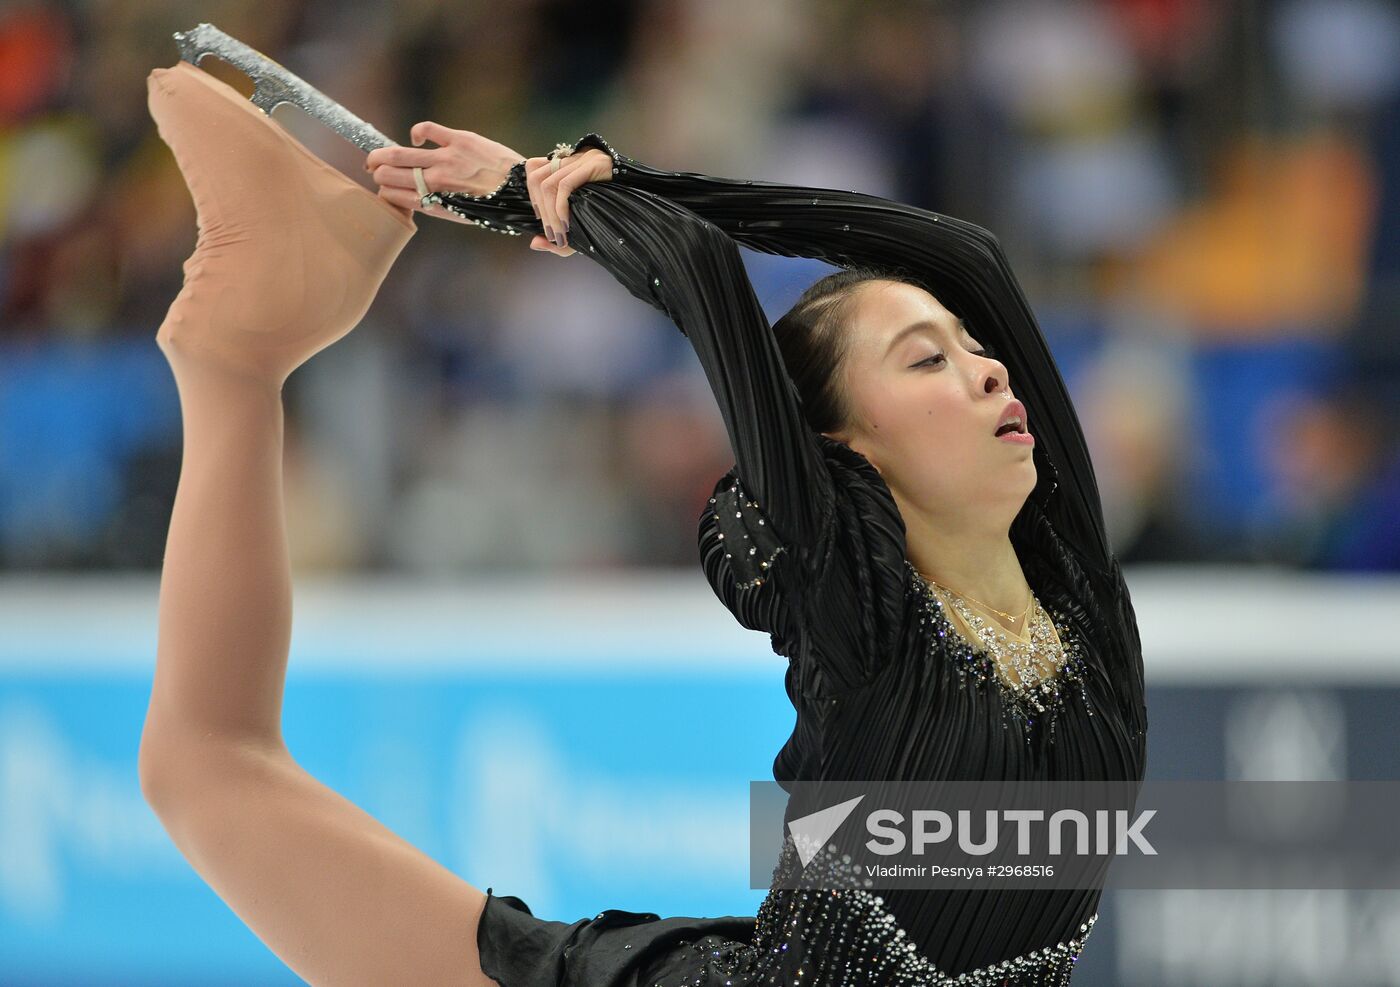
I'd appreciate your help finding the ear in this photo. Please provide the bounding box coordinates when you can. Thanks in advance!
[821,428,883,475]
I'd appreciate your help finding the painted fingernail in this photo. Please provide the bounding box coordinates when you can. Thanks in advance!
[544,224,554,244]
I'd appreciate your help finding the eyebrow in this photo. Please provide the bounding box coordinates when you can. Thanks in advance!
[884,317,970,358]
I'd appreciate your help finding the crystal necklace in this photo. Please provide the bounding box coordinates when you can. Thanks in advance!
[932,579,1032,627]
[916,570,1067,691]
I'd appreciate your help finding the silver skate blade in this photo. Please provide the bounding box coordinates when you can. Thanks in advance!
[172,22,395,153]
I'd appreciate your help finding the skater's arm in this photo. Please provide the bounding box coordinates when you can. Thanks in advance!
[554,181,835,553]
[520,135,1114,577]
[386,137,835,550]
[426,131,1110,574]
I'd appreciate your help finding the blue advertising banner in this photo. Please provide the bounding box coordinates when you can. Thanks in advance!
[3,573,1399,985]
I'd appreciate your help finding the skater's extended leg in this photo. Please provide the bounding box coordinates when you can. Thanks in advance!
[138,61,499,987]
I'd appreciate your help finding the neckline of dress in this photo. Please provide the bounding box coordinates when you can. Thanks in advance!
[905,561,1093,739]
[912,566,1067,687]
[928,581,1036,645]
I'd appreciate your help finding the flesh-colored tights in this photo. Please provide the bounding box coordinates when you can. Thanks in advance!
[141,61,499,986]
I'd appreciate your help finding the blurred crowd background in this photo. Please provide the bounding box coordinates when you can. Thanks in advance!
[1,0,1398,575]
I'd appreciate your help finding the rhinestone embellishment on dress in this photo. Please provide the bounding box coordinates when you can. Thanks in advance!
[708,475,787,589]
[647,838,1098,986]
[906,562,1094,743]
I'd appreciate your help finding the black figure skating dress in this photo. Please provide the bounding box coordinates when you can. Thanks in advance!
[440,135,1149,987]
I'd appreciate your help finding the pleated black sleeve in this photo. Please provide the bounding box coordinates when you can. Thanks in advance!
[441,156,916,692]
[561,134,1116,577]
[434,135,1136,704]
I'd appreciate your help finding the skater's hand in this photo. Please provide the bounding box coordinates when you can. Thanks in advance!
[523,149,614,256]
[364,122,525,221]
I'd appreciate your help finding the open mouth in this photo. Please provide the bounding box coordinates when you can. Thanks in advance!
[994,400,1033,444]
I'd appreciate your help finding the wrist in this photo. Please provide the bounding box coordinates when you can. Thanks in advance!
[476,153,526,196]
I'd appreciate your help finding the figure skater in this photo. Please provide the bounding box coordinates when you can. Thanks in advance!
[141,47,1145,987]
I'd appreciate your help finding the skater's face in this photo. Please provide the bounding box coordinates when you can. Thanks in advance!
[821,281,1037,526]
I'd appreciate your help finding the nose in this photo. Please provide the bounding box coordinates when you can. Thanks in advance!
[979,355,1010,395]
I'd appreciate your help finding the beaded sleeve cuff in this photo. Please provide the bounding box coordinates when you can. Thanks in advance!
[431,158,533,236]
[429,133,628,237]
[554,132,629,177]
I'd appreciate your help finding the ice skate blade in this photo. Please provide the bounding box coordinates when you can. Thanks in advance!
[147,59,414,232]
[172,22,394,154]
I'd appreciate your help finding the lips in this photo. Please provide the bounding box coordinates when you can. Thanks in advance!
[994,399,1028,437]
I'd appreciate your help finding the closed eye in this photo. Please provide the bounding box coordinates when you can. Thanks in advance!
[910,347,996,369]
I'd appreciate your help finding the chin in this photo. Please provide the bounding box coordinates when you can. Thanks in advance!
[1002,462,1038,506]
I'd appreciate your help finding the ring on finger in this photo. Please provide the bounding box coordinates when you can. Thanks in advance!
[413,166,436,209]
[549,141,574,174]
